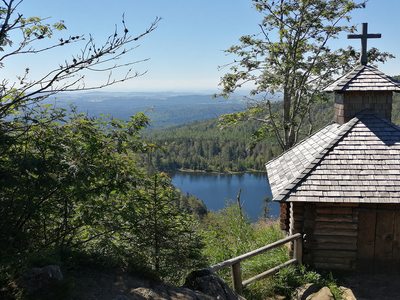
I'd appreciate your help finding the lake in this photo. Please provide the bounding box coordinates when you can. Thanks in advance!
[169,172,279,220]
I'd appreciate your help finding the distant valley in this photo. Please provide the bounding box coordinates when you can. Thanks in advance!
[45,91,247,128]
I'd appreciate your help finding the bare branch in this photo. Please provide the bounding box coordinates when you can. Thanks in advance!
[0,9,161,118]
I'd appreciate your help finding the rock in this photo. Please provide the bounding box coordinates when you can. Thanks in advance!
[339,287,357,300]
[15,265,63,294]
[292,283,322,300]
[308,286,334,300]
[183,269,246,300]
[129,270,246,300]
[131,284,214,300]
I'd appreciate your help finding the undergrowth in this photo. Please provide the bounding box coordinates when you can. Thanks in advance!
[202,202,343,300]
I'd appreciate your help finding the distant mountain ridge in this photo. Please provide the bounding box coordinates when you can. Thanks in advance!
[44,92,247,128]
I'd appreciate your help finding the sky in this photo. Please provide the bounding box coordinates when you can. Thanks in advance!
[3,0,400,93]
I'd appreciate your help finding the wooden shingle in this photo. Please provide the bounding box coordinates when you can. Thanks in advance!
[266,110,400,203]
[324,65,400,92]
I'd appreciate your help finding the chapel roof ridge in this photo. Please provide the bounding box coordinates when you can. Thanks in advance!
[324,64,400,92]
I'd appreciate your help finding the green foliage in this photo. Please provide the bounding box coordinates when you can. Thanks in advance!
[0,104,153,255]
[271,265,339,299]
[243,278,276,300]
[240,264,343,300]
[0,105,206,288]
[240,220,289,282]
[201,202,256,264]
[175,191,208,221]
[201,203,288,285]
[131,173,207,284]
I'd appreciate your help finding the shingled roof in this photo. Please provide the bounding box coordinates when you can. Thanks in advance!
[266,110,400,203]
[324,65,400,92]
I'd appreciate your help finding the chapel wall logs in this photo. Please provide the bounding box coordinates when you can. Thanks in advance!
[282,201,400,273]
[291,202,359,272]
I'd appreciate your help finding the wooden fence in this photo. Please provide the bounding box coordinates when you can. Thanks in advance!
[205,233,303,294]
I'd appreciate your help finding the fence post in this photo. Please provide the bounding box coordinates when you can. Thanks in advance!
[293,235,303,265]
[231,262,242,295]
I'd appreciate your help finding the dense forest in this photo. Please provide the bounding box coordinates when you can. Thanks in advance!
[144,119,282,172]
[142,99,336,172]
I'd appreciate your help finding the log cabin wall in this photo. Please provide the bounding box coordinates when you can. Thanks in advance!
[285,202,400,273]
[288,202,359,272]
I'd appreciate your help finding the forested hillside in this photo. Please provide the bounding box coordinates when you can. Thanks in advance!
[145,119,282,172]
[143,100,336,172]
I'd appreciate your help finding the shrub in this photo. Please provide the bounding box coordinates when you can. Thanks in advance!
[271,265,340,299]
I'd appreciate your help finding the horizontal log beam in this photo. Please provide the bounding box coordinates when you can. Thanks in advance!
[312,256,354,265]
[293,222,303,229]
[293,213,303,221]
[310,250,357,259]
[292,206,304,213]
[304,242,357,251]
[314,262,355,271]
[316,207,353,214]
[315,214,358,223]
[313,235,357,244]
[305,221,357,230]
[313,228,357,237]
[280,222,288,231]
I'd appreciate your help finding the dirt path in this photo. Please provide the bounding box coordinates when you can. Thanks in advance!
[337,273,400,300]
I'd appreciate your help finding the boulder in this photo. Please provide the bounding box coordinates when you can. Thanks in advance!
[291,283,335,300]
[129,270,246,300]
[339,287,357,300]
[308,286,334,300]
[292,283,323,300]
[15,265,63,294]
[183,269,246,300]
[132,285,212,300]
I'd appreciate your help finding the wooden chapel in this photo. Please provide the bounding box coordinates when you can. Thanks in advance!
[265,23,400,273]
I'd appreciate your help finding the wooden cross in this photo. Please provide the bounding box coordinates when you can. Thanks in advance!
[348,23,381,65]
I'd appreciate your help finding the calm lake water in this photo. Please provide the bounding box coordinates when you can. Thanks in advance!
[169,172,279,220]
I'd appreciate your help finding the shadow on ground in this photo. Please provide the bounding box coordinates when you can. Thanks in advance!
[337,273,400,300]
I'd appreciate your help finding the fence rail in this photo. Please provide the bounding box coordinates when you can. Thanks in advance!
[205,233,303,294]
